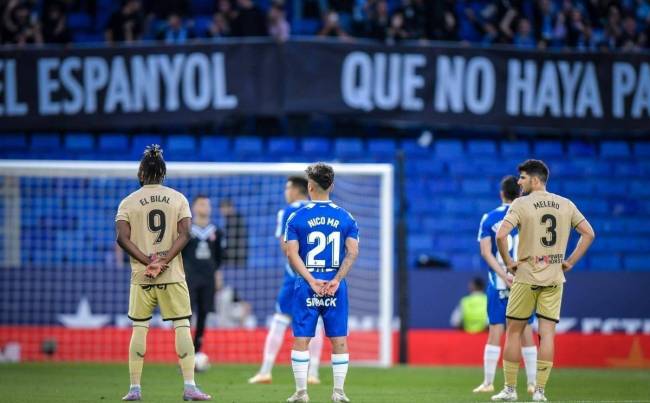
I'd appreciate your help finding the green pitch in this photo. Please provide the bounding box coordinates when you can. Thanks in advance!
[1,363,649,402]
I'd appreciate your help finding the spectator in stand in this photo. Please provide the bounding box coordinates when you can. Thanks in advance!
[2,0,43,45]
[399,0,426,40]
[603,4,623,49]
[385,11,410,44]
[41,1,70,44]
[231,0,267,37]
[619,14,642,51]
[534,0,556,48]
[327,0,355,33]
[105,0,143,43]
[429,0,457,41]
[318,10,351,39]
[208,0,235,38]
[158,12,192,43]
[268,2,290,42]
[366,0,389,41]
[513,18,536,48]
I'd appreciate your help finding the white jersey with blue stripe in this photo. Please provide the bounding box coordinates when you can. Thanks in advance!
[276,200,310,277]
[477,204,518,290]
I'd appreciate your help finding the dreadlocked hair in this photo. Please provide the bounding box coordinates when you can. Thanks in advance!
[139,144,166,185]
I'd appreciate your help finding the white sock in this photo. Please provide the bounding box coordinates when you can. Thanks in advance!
[521,346,538,385]
[260,314,290,375]
[184,380,196,387]
[332,353,349,391]
[483,344,501,385]
[129,384,141,389]
[291,350,310,391]
[308,319,324,379]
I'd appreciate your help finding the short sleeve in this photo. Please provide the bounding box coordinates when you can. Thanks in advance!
[274,209,285,238]
[178,194,192,221]
[347,214,359,241]
[284,212,299,242]
[477,213,490,241]
[570,200,586,228]
[503,200,522,228]
[115,198,130,222]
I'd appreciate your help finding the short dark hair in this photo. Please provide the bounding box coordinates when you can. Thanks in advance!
[500,175,520,201]
[192,194,210,205]
[305,163,334,191]
[288,175,308,195]
[138,144,166,185]
[518,159,549,184]
[471,277,485,291]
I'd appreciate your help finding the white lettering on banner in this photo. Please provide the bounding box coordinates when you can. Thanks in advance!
[612,62,650,118]
[507,59,602,118]
[34,52,237,115]
[341,51,425,111]
[435,56,495,114]
[38,58,61,115]
[0,60,28,116]
[580,317,650,334]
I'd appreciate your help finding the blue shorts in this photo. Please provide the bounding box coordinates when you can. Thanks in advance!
[487,286,534,325]
[292,277,348,338]
[276,273,296,315]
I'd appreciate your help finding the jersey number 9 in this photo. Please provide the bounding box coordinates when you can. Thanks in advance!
[148,209,166,244]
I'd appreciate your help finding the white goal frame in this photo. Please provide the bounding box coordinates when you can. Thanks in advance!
[0,160,394,367]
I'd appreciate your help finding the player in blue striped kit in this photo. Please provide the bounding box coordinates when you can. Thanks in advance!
[249,176,323,385]
[284,163,359,403]
[474,176,537,395]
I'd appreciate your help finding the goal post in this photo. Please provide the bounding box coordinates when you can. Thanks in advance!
[0,160,394,367]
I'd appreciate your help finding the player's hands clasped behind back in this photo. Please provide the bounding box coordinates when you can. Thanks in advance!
[145,254,169,279]
[308,278,340,297]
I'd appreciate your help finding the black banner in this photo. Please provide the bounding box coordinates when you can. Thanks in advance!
[1,39,649,131]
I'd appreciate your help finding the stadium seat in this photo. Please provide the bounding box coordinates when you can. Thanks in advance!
[99,133,128,151]
[234,136,263,155]
[467,140,497,156]
[428,178,459,193]
[334,138,364,159]
[131,135,163,157]
[630,181,650,197]
[64,133,94,151]
[450,253,480,271]
[30,133,61,150]
[268,137,297,155]
[633,142,650,157]
[501,141,530,157]
[461,179,491,195]
[199,136,230,160]
[167,135,197,153]
[292,19,321,35]
[368,139,396,158]
[401,139,431,158]
[0,133,27,149]
[301,138,332,155]
[568,141,596,156]
[623,255,650,271]
[596,180,627,196]
[561,180,594,196]
[600,141,630,158]
[434,139,464,159]
[192,15,213,37]
[66,12,93,31]
[408,234,433,251]
[533,140,564,158]
[588,254,622,271]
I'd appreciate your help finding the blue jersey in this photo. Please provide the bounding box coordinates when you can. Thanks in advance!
[477,204,519,290]
[276,200,310,278]
[284,200,359,281]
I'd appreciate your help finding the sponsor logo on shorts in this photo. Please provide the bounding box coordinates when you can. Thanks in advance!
[306,294,337,307]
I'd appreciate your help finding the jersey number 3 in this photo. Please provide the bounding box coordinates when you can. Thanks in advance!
[148,209,166,244]
[540,214,557,247]
[306,231,341,268]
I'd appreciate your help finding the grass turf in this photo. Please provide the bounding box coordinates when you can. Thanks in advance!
[1,363,649,402]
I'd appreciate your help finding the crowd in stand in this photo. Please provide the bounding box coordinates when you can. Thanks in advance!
[2,0,650,51]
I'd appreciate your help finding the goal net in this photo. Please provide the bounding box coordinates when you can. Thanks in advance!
[0,161,393,367]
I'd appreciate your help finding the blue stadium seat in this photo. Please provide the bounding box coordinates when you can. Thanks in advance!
[334,138,364,158]
[292,19,321,35]
[0,133,27,149]
[167,135,196,154]
[301,138,331,155]
[450,253,480,271]
[234,136,263,155]
[533,141,563,157]
[623,255,650,271]
[409,234,433,251]
[64,133,94,151]
[600,141,630,158]
[461,179,491,195]
[501,141,530,157]
[588,254,622,271]
[368,139,396,157]
[568,141,596,156]
[434,140,464,159]
[467,140,496,156]
[630,181,650,197]
[192,15,213,37]
[596,180,627,196]
[579,199,609,215]
[591,218,625,234]
[633,142,650,157]
[199,136,230,160]
[99,133,128,151]
[268,137,297,155]
[31,133,61,150]
[560,180,594,196]
[67,12,92,31]
[401,139,431,158]
[132,135,163,157]
[624,218,650,234]
[429,178,459,193]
